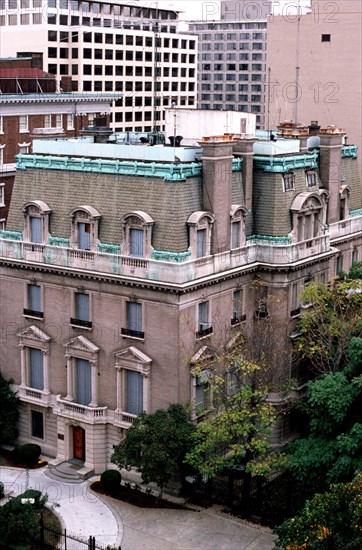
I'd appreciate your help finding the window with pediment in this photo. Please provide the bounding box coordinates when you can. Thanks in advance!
[120,211,154,258]
[17,326,51,397]
[22,201,51,244]
[230,205,247,250]
[187,211,215,259]
[190,346,215,420]
[68,205,100,251]
[290,192,323,245]
[64,335,99,407]
[114,346,151,426]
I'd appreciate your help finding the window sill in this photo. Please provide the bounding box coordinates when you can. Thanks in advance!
[19,129,30,134]
[121,328,145,340]
[231,314,246,326]
[196,327,213,339]
[23,309,44,320]
[290,307,301,318]
[70,318,93,329]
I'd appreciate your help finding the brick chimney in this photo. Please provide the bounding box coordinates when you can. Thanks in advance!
[319,126,346,224]
[200,137,234,254]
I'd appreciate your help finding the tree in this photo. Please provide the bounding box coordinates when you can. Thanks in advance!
[0,371,19,444]
[111,404,195,494]
[184,341,286,503]
[294,278,362,374]
[288,338,362,486]
[273,472,362,550]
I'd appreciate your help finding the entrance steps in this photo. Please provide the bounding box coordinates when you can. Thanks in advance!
[45,459,94,483]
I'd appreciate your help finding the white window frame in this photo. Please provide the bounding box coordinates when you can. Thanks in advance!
[19,115,29,133]
[339,185,351,221]
[67,113,75,130]
[189,346,215,420]
[68,205,100,251]
[22,200,52,244]
[282,171,295,192]
[18,326,51,398]
[120,211,154,258]
[187,211,215,259]
[0,116,3,134]
[55,114,63,129]
[230,205,247,250]
[231,287,245,325]
[290,192,324,244]
[44,114,52,128]
[114,346,151,426]
[64,335,99,407]
[18,142,31,155]
[196,300,213,339]
[306,170,317,187]
[0,183,4,206]
[0,218,5,230]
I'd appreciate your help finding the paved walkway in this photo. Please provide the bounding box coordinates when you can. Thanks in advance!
[0,465,276,550]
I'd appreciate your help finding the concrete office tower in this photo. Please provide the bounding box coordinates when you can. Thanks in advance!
[266,0,362,178]
[188,19,267,129]
[221,0,272,20]
[0,115,361,472]
[0,0,198,133]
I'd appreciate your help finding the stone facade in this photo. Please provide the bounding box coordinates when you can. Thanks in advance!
[0,124,361,474]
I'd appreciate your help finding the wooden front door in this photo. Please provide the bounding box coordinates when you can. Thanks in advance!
[73,426,85,461]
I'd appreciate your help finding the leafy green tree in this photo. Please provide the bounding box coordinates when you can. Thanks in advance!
[184,349,285,503]
[346,260,362,281]
[0,371,19,444]
[295,278,362,374]
[111,404,195,494]
[288,338,362,486]
[273,472,362,550]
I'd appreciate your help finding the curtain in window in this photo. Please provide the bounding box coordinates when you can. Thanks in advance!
[28,285,41,312]
[198,301,208,329]
[128,302,142,332]
[130,228,144,257]
[76,293,89,321]
[29,348,44,390]
[75,358,91,405]
[78,223,91,250]
[197,228,206,258]
[125,370,143,415]
[30,217,42,243]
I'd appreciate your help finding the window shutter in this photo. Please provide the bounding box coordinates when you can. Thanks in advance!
[125,370,143,415]
[78,223,91,250]
[130,228,144,257]
[76,293,89,321]
[75,359,91,405]
[30,217,42,243]
[29,285,41,312]
[29,348,44,390]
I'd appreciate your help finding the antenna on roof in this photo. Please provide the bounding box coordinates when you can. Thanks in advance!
[294,0,301,125]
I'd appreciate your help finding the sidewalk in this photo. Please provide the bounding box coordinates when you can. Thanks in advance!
[0,465,276,549]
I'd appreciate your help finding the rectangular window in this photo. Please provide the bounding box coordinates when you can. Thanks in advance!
[71,292,92,328]
[67,114,74,130]
[31,410,44,439]
[30,217,42,243]
[283,172,295,192]
[78,222,90,250]
[290,283,300,317]
[44,114,51,128]
[306,170,317,187]
[322,34,331,42]
[130,228,144,257]
[197,228,206,258]
[19,115,29,132]
[231,289,244,325]
[29,348,44,390]
[124,370,143,415]
[194,371,210,412]
[0,184,4,206]
[75,358,91,405]
[122,302,144,339]
[55,114,63,128]
[24,284,43,318]
[197,301,212,338]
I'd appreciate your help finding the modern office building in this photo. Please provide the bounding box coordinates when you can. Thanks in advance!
[0,0,198,133]
[188,18,267,129]
[0,114,361,474]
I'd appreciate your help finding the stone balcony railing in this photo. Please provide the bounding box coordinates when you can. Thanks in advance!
[328,215,362,240]
[0,233,337,284]
[55,397,108,424]
[17,386,53,406]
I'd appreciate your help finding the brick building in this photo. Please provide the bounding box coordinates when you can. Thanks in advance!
[0,116,361,475]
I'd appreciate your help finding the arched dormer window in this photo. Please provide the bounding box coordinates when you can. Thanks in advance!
[230,205,247,249]
[290,192,324,244]
[68,206,100,251]
[339,184,351,221]
[120,211,154,258]
[22,200,51,244]
[187,211,215,259]
[318,189,330,226]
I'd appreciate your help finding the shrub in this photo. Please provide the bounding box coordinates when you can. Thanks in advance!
[13,444,41,466]
[100,469,122,493]
[0,482,4,499]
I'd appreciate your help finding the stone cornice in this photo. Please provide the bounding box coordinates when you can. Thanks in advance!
[342,145,358,159]
[253,151,319,172]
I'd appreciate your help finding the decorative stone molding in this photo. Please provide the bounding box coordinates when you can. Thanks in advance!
[254,151,318,172]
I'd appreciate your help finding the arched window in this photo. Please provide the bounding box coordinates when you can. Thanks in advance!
[230,205,247,249]
[22,201,51,244]
[339,184,351,221]
[120,211,154,258]
[290,192,323,244]
[68,206,100,251]
[187,211,215,258]
[318,189,330,226]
